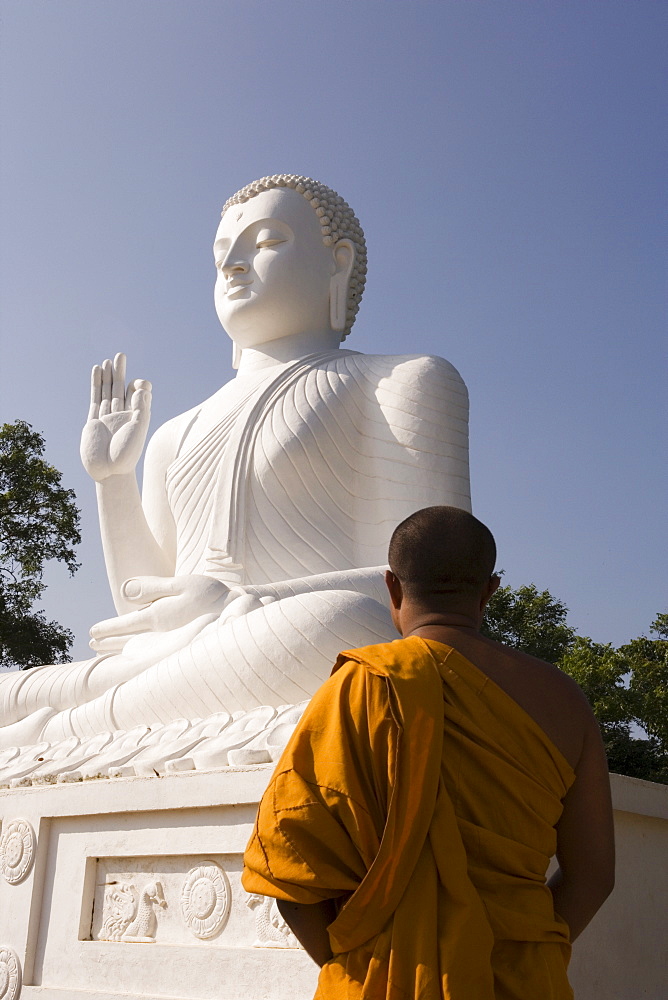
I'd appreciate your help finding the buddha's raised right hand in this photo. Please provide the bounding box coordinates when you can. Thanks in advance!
[80,353,152,481]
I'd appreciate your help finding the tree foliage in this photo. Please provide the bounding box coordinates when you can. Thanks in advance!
[0,420,81,669]
[624,616,668,747]
[483,583,668,784]
[481,582,577,663]
[558,638,630,730]
[559,635,668,784]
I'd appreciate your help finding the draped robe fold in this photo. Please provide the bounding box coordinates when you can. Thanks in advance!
[167,350,360,582]
[242,637,575,999]
[0,350,472,741]
[165,349,471,586]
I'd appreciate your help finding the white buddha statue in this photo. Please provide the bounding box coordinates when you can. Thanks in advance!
[0,174,470,748]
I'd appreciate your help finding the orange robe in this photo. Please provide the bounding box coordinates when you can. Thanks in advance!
[242,637,575,999]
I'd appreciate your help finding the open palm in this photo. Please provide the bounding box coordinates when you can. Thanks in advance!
[81,353,152,481]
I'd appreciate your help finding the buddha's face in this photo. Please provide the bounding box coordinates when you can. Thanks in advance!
[214,188,337,349]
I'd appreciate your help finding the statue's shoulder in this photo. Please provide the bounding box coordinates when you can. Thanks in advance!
[145,402,204,466]
[151,403,203,440]
[343,352,467,391]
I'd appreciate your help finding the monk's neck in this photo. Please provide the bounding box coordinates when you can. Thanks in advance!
[235,330,343,373]
[401,609,482,640]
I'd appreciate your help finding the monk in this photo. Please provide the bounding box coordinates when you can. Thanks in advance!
[242,506,615,999]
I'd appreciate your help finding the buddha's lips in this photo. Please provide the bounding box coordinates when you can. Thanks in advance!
[226,282,252,298]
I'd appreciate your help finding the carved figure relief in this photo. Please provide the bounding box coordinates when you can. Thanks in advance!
[99,882,136,941]
[99,880,166,942]
[181,863,230,939]
[0,819,35,885]
[0,946,22,1000]
[246,893,300,949]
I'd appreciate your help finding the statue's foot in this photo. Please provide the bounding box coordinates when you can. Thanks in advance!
[0,707,56,751]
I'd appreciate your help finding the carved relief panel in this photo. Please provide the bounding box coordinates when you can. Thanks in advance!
[88,856,234,946]
[181,863,230,940]
[0,819,36,885]
[0,947,22,1000]
[246,894,300,949]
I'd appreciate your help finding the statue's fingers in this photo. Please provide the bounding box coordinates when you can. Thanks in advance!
[130,383,152,424]
[111,353,126,412]
[90,609,151,640]
[88,365,102,420]
[99,358,113,417]
[220,593,263,624]
[121,576,177,605]
[89,634,133,652]
[129,380,152,408]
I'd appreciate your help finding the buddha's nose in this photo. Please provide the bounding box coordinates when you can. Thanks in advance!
[222,256,249,277]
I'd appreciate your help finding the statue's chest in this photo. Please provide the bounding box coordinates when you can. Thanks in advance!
[252,371,363,475]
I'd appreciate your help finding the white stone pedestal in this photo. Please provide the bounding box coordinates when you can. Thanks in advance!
[0,764,318,1000]
[1,768,666,999]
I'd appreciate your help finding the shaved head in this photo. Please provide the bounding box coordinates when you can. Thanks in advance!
[388,506,497,603]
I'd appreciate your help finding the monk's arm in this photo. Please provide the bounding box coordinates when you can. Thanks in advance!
[277,898,337,967]
[549,712,615,940]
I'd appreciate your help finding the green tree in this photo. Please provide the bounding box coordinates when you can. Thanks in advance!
[483,582,668,784]
[481,582,577,662]
[0,420,81,669]
[557,618,668,783]
[624,617,668,748]
[558,637,631,730]
[649,612,668,640]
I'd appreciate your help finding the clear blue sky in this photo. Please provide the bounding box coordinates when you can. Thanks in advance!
[1,0,665,660]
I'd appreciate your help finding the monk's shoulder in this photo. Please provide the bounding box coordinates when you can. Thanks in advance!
[494,638,591,710]
[476,636,597,765]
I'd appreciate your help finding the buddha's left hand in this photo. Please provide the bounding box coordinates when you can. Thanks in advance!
[89,574,243,651]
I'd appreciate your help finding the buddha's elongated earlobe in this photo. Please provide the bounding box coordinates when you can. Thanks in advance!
[329,239,355,333]
[232,341,242,369]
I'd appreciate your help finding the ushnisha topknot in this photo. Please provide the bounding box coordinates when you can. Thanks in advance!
[221,174,367,339]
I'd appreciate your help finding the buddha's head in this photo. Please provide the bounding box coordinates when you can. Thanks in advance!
[213,175,367,358]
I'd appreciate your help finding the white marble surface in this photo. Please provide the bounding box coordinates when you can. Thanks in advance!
[0,176,471,748]
[0,763,320,1000]
[0,704,308,788]
[0,770,665,999]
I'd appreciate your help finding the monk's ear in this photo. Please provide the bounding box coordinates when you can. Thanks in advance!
[385,570,403,609]
[479,573,501,612]
[329,239,354,332]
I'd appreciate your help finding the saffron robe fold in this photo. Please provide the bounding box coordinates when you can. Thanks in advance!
[242,637,575,999]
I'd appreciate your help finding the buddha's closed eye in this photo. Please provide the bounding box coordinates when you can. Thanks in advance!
[256,238,286,249]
